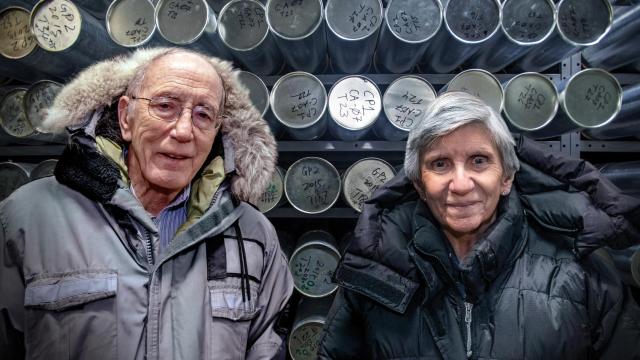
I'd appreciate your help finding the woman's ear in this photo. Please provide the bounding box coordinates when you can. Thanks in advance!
[501,174,514,196]
[118,96,133,142]
[413,180,427,201]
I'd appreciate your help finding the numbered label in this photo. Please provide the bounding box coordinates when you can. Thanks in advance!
[32,0,82,51]
[0,8,37,58]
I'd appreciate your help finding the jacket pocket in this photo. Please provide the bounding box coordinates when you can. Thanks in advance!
[24,270,118,360]
[207,278,261,359]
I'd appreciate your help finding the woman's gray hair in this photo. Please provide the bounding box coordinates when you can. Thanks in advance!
[404,91,519,184]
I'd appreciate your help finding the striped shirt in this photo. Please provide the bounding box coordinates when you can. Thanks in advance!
[152,185,190,251]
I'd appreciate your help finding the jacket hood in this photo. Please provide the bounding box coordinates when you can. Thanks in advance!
[41,47,277,204]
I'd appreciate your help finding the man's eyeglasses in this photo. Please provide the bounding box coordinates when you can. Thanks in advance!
[131,96,220,130]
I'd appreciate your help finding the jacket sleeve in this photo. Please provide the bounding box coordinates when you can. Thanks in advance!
[317,288,367,360]
[245,221,293,360]
[0,203,26,359]
[515,134,640,254]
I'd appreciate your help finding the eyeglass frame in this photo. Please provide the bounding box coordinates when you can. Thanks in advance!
[129,95,222,131]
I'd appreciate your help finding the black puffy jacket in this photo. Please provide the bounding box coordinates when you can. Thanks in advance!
[318,136,640,359]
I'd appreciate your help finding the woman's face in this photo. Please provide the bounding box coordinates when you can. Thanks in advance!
[416,123,513,240]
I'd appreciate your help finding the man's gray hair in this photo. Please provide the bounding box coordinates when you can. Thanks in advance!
[125,48,226,111]
[404,91,520,184]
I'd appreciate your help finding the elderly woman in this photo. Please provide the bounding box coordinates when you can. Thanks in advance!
[318,92,640,359]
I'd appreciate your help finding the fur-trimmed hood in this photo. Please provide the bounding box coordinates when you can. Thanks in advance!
[42,47,277,203]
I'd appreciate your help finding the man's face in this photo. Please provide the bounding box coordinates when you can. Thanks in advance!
[118,53,224,193]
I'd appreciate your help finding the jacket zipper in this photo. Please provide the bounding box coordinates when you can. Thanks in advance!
[464,301,473,358]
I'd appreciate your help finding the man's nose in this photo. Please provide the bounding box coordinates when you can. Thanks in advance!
[173,108,194,141]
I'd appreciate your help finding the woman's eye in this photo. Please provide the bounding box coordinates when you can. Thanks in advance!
[472,156,488,165]
[431,159,448,170]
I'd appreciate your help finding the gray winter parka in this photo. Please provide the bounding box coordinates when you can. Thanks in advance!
[0,48,293,360]
[318,135,640,359]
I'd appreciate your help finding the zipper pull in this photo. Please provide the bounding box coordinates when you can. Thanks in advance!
[464,302,473,358]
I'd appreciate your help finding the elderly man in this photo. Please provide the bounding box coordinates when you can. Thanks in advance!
[0,48,293,359]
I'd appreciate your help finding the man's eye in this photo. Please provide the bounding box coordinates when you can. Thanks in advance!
[153,100,178,112]
[193,107,214,121]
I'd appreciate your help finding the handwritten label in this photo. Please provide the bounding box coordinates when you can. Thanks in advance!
[300,165,329,209]
[236,4,265,29]
[32,0,81,51]
[391,10,421,35]
[274,0,304,18]
[1,92,34,137]
[123,17,151,45]
[293,254,330,292]
[166,0,195,20]
[289,89,319,122]
[510,10,547,41]
[26,83,61,126]
[290,323,323,360]
[559,6,590,39]
[336,89,377,125]
[517,83,546,111]
[584,83,612,111]
[347,165,390,211]
[0,8,36,57]
[392,90,426,129]
[348,3,379,34]
[458,8,490,41]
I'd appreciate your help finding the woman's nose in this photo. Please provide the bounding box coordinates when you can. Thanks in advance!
[449,166,474,194]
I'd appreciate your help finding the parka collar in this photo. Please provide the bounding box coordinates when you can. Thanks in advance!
[411,190,527,303]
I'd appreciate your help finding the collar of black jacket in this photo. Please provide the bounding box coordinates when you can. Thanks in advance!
[411,190,527,304]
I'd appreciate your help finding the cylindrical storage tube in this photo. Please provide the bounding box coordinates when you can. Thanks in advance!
[583,83,640,140]
[218,0,284,75]
[325,0,383,74]
[467,0,556,73]
[598,161,640,197]
[420,0,501,74]
[266,0,326,73]
[284,157,341,214]
[288,295,335,360]
[29,0,129,79]
[514,0,612,72]
[106,0,168,48]
[342,157,396,212]
[441,69,503,113]
[0,6,62,82]
[256,165,286,213]
[530,69,622,139]
[374,0,442,74]
[0,162,31,201]
[0,87,35,138]
[502,72,559,133]
[374,75,436,141]
[582,5,640,71]
[270,71,327,140]
[71,0,111,19]
[327,75,381,141]
[237,71,270,117]
[288,230,341,297]
[155,0,232,59]
[24,80,67,143]
[29,159,58,181]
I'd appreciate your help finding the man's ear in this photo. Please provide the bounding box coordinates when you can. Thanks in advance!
[118,96,132,142]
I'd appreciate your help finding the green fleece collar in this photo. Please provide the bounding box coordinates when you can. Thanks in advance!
[95,135,226,232]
